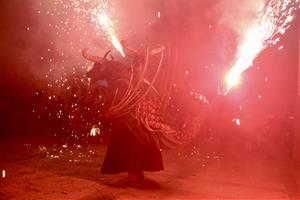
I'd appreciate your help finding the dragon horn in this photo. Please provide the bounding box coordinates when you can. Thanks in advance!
[103,50,111,60]
[81,48,104,63]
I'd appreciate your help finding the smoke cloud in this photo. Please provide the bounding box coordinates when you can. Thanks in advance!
[215,0,265,36]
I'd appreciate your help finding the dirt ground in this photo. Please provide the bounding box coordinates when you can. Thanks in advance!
[0,141,299,200]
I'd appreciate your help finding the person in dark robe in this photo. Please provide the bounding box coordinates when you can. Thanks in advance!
[85,52,164,185]
[101,123,164,183]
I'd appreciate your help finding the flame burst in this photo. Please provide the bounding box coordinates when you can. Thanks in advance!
[225,0,299,93]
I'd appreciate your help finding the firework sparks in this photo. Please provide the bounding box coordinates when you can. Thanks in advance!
[94,10,125,57]
[224,0,298,94]
[30,0,125,142]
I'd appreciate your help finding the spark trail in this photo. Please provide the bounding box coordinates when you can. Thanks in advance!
[94,11,125,57]
[225,0,299,94]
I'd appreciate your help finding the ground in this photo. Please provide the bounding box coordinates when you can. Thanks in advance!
[0,140,299,200]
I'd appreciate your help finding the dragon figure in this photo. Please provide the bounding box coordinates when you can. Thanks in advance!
[82,43,207,150]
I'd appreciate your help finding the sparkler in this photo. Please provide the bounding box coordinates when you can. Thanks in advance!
[224,0,299,94]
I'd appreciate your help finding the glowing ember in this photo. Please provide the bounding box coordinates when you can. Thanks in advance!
[2,170,5,178]
[90,126,100,136]
[232,118,241,126]
[94,11,125,57]
[225,0,298,93]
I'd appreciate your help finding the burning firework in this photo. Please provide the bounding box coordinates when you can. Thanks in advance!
[30,0,126,142]
[224,0,299,94]
[93,11,125,57]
